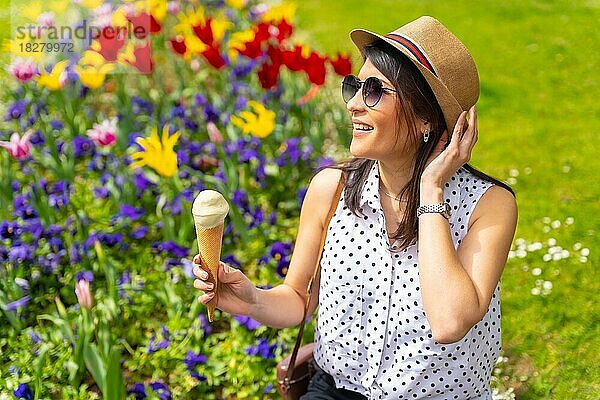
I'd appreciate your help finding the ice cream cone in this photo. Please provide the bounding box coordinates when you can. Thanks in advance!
[192,190,229,322]
[194,221,224,322]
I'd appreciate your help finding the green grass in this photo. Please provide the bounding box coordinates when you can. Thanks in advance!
[297,1,599,398]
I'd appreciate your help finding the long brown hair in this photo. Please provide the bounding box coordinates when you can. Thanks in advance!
[319,39,514,250]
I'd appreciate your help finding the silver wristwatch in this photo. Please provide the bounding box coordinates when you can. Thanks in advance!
[417,202,452,219]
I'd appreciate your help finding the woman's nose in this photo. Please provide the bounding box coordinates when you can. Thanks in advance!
[346,87,365,114]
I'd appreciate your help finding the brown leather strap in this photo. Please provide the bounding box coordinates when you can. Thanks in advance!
[283,171,346,391]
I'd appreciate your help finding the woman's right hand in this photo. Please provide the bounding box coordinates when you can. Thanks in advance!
[192,255,258,317]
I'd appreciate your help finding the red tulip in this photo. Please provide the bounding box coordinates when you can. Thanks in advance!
[237,23,270,59]
[169,36,187,55]
[304,51,326,86]
[193,18,215,46]
[127,12,161,39]
[275,19,293,42]
[202,46,226,69]
[258,60,281,89]
[281,45,305,72]
[130,42,153,74]
[329,53,352,76]
[96,26,126,62]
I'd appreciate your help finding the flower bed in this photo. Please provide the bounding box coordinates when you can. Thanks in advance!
[0,1,352,398]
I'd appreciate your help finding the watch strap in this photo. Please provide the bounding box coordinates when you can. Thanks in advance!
[417,202,451,219]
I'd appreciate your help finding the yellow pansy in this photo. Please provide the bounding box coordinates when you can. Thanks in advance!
[130,125,181,178]
[37,59,68,90]
[261,2,296,23]
[74,51,114,89]
[231,101,276,139]
[225,0,247,9]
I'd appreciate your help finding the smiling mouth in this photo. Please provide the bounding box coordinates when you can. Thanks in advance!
[353,123,374,132]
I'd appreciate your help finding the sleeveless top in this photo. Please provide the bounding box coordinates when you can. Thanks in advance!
[314,161,500,400]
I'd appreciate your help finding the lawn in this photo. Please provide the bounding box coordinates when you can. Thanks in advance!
[296,0,599,398]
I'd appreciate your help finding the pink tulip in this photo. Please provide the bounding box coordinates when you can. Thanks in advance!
[75,280,93,309]
[0,130,33,159]
[7,58,38,83]
[86,117,117,147]
[206,122,224,144]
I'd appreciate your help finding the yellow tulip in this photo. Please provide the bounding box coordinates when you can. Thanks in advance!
[261,2,296,23]
[74,50,115,89]
[74,64,114,89]
[37,59,69,90]
[130,125,181,178]
[231,101,276,139]
[210,17,233,44]
[173,7,206,35]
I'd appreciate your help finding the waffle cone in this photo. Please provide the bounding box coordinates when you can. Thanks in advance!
[194,222,224,322]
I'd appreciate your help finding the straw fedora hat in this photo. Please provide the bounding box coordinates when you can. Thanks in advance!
[350,16,479,133]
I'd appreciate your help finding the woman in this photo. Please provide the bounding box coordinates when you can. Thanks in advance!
[193,16,517,400]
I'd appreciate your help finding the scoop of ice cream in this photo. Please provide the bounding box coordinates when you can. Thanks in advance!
[192,190,229,228]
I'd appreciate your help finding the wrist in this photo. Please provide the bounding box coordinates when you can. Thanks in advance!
[419,184,443,204]
[247,287,264,320]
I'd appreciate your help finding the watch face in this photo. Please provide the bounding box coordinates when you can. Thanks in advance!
[442,202,452,218]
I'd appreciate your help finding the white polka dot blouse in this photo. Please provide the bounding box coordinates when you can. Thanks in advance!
[313,161,500,400]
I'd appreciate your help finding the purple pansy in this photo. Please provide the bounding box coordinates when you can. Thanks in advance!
[130,226,149,239]
[246,338,277,359]
[75,270,94,282]
[73,136,96,158]
[13,383,33,400]
[5,295,31,311]
[234,315,262,330]
[149,382,171,400]
[5,99,28,120]
[118,204,145,221]
[127,383,147,399]
[198,314,212,336]
[152,240,189,258]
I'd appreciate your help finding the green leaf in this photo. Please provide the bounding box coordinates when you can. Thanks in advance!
[84,343,106,395]
[104,347,125,400]
[38,314,75,344]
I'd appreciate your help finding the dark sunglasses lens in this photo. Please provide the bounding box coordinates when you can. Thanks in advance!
[342,75,359,103]
[363,77,383,107]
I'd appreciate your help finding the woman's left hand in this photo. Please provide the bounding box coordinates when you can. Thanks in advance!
[421,106,478,189]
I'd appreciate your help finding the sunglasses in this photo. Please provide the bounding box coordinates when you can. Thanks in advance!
[341,74,397,107]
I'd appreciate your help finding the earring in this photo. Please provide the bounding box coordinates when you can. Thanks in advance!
[423,130,430,143]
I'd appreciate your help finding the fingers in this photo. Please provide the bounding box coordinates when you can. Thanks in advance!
[193,278,214,292]
[193,264,208,280]
[197,291,215,305]
[450,111,468,148]
[461,106,478,152]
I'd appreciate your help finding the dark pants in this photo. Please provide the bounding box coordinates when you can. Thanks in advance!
[299,370,367,400]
